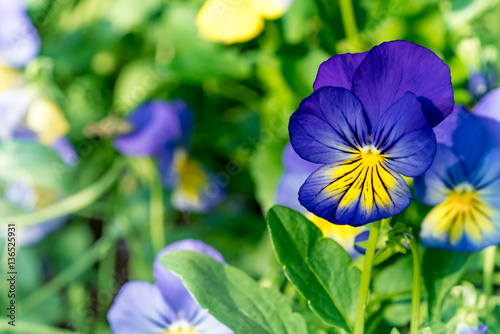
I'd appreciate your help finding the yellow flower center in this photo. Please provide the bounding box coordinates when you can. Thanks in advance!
[423,183,495,244]
[165,320,197,334]
[359,146,383,167]
[166,330,196,334]
[326,145,395,213]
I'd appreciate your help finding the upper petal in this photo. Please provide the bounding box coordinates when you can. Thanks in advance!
[113,100,184,156]
[107,281,175,334]
[434,107,493,172]
[153,239,226,322]
[313,52,367,91]
[470,148,500,208]
[351,40,454,128]
[0,14,40,68]
[414,145,466,206]
[371,92,436,177]
[289,86,369,164]
[473,87,500,122]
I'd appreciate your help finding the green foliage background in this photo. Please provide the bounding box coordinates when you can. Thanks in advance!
[1,0,500,333]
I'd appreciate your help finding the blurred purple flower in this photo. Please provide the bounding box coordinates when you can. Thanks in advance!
[455,323,487,334]
[0,0,41,67]
[114,100,224,213]
[108,239,233,334]
[415,102,500,251]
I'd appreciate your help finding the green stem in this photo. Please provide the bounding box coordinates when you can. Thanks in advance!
[483,246,496,310]
[147,158,165,253]
[354,220,381,334]
[409,237,421,334]
[0,158,125,227]
[339,0,360,50]
[20,233,118,314]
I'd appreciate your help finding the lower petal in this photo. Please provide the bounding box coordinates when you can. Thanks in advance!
[299,157,412,227]
[172,153,224,213]
[420,192,500,252]
[107,281,175,333]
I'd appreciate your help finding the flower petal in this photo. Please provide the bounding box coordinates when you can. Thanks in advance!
[419,191,500,252]
[299,158,412,226]
[113,101,183,156]
[107,281,174,334]
[289,86,369,164]
[351,40,454,127]
[419,148,500,252]
[196,0,264,44]
[0,88,35,140]
[470,148,500,208]
[153,240,226,322]
[171,153,224,213]
[434,107,494,172]
[371,92,436,177]
[313,52,367,91]
[414,145,466,207]
[0,13,40,68]
[473,87,500,122]
[276,144,320,214]
[51,137,78,167]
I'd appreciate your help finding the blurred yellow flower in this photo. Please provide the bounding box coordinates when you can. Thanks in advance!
[196,0,293,44]
[25,98,70,145]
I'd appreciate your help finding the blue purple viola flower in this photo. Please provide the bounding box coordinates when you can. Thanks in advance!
[113,100,224,213]
[289,40,454,227]
[0,0,40,68]
[415,88,500,251]
[276,144,365,257]
[108,239,233,334]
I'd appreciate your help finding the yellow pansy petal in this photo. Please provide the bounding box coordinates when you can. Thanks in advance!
[308,213,364,254]
[254,0,292,19]
[26,98,70,145]
[196,0,264,44]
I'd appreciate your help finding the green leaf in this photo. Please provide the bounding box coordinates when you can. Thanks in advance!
[249,141,285,213]
[0,141,68,191]
[267,205,361,332]
[374,255,413,296]
[112,58,163,115]
[423,248,471,320]
[161,250,307,334]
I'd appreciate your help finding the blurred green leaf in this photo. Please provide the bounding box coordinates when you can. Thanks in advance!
[112,58,162,114]
[267,205,360,332]
[0,141,68,191]
[161,250,307,334]
[423,248,471,321]
[154,4,252,83]
[250,141,285,213]
[374,255,413,296]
